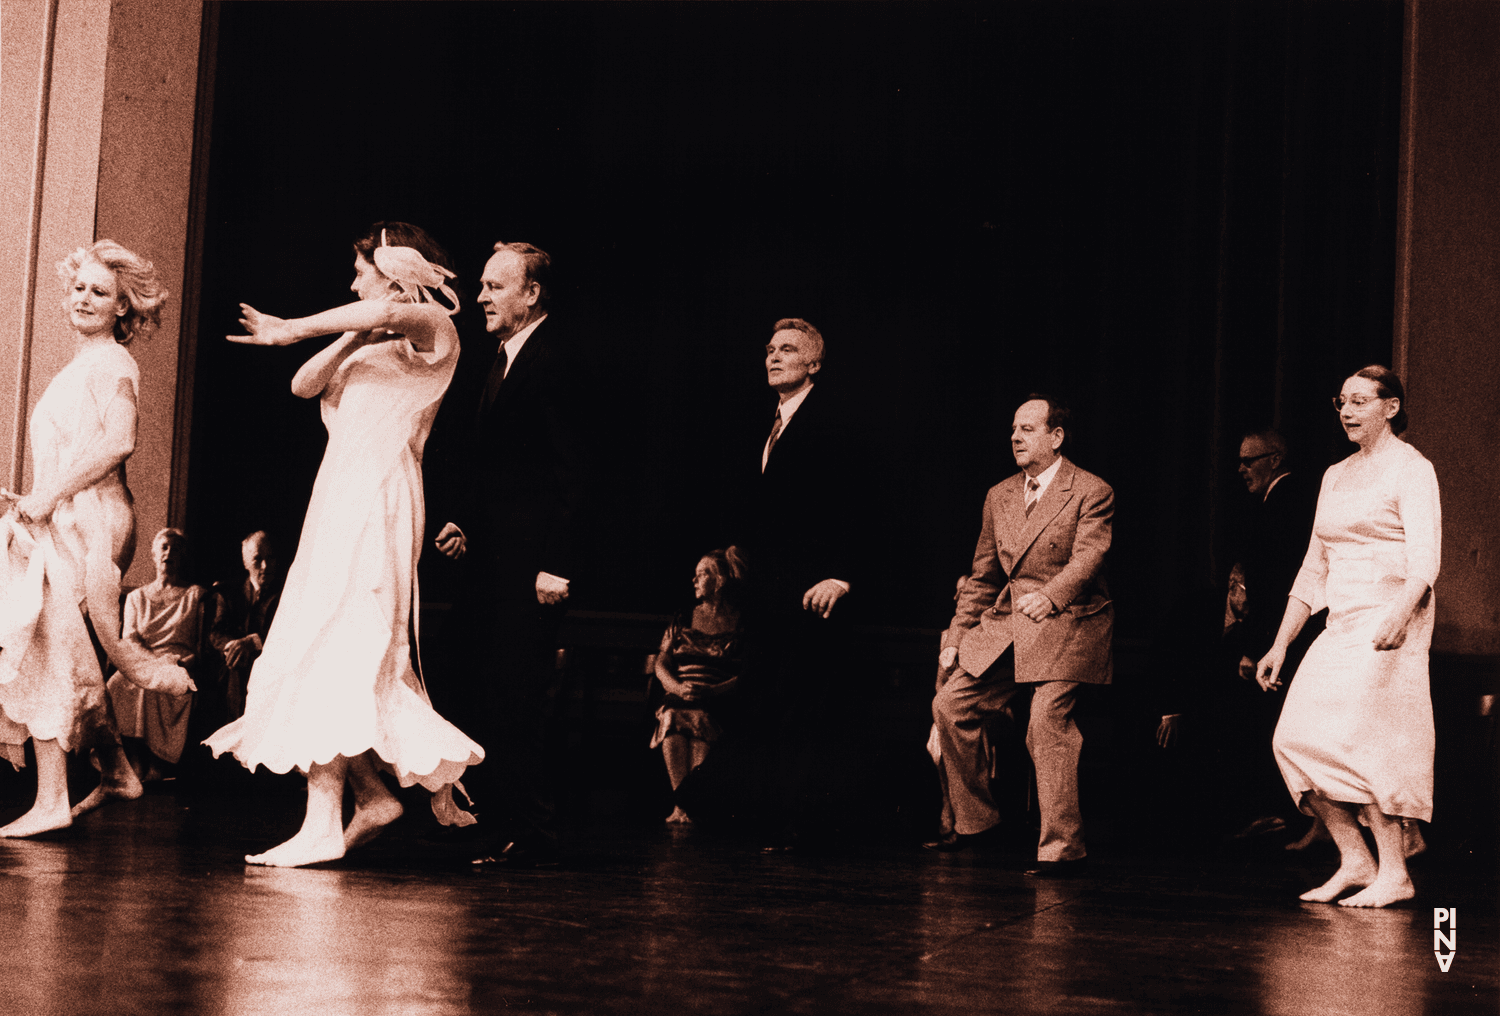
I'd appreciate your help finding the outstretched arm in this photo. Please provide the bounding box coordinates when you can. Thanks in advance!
[230,300,449,398]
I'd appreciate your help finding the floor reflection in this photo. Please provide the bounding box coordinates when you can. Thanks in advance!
[203,867,475,1016]
[1257,903,1431,1016]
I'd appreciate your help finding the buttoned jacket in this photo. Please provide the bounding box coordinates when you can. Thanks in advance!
[942,456,1114,684]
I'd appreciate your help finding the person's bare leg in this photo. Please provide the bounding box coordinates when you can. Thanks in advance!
[1402,818,1427,859]
[662,734,699,823]
[0,739,73,837]
[342,751,403,851]
[1298,795,1378,902]
[1285,815,1330,851]
[247,757,348,867]
[70,743,145,818]
[1340,807,1416,908]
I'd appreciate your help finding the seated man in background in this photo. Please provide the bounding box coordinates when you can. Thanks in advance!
[208,531,283,723]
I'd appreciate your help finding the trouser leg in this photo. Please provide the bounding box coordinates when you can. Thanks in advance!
[932,654,1024,836]
[1027,679,1085,862]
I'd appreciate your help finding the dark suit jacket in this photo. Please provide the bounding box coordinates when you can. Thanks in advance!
[943,457,1114,685]
[1234,470,1320,659]
[430,314,589,586]
[747,384,861,611]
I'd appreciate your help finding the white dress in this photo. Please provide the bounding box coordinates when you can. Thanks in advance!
[107,583,205,763]
[0,342,140,767]
[1272,439,1441,822]
[205,326,483,810]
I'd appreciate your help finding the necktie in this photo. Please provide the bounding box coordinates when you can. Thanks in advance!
[1025,476,1040,517]
[766,407,784,455]
[477,342,509,420]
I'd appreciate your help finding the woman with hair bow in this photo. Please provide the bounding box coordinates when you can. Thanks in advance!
[206,222,482,867]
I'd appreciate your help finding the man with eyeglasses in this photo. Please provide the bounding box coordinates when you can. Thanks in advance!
[1219,428,1324,845]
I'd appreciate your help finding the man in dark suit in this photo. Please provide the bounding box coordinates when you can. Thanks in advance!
[931,396,1113,876]
[207,530,283,724]
[746,318,860,848]
[1222,427,1323,841]
[433,241,587,868]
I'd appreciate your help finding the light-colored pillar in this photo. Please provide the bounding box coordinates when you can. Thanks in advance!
[1,0,204,586]
[95,0,204,583]
[1,0,112,495]
[1397,0,1500,657]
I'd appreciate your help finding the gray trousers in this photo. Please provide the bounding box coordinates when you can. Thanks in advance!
[933,658,1085,862]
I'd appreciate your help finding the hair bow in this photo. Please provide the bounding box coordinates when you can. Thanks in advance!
[372,229,460,315]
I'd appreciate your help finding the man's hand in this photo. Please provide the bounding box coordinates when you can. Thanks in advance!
[224,634,263,671]
[1014,591,1055,623]
[536,571,570,605]
[1156,714,1182,748]
[935,645,960,691]
[1237,655,1256,681]
[435,522,466,560]
[802,579,848,618]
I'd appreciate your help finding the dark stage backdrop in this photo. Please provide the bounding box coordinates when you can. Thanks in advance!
[186,1,1402,642]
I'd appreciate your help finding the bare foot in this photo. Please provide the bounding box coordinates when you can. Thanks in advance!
[70,762,145,818]
[665,806,693,825]
[246,828,347,868]
[1339,875,1415,908]
[0,803,73,838]
[1285,819,1331,852]
[1402,821,1427,859]
[344,796,404,851]
[1300,861,1378,902]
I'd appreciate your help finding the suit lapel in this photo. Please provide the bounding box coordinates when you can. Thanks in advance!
[1008,459,1077,566]
[489,319,548,417]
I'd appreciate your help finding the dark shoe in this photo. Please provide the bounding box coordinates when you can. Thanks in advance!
[1230,816,1288,840]
[922,833,970,853]
[1024,857,1089,878]
[471,841,561,871]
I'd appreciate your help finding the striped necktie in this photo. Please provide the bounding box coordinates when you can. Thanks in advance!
[1025,476,1041,517]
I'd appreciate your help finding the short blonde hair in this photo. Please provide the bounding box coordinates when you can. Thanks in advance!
[58,239,167,346]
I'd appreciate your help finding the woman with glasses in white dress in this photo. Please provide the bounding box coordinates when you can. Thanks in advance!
[1256,365,1440,908]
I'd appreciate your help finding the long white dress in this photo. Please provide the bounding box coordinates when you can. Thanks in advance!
[1272,439,1441,822]
[0,342,141,768]
[205,326,483,809]
[107,582,205,763]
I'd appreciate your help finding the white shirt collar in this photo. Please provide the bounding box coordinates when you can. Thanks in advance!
[1263,470,1289,502]
[776,382,814,423]
[1026,456,1064,498]
[499,312,548,378]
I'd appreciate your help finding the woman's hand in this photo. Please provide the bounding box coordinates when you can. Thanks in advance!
[228,304,297,346]
[1254,646,1287,692]
[1373,610,1410,651]
[14,490,57,525]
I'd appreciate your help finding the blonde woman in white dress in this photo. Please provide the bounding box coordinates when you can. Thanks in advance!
[1256,365,1440,908]
[206,222,483,868]
[0,240,194,838]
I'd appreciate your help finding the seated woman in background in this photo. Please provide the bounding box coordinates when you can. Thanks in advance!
[107,527,206,779]
[650,547,748,824]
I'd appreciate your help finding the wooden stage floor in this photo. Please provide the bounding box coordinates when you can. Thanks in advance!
[1,784,1495,1016]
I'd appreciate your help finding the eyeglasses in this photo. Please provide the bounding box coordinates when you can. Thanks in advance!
[1238,451,1277,466]
[1331,394,1385,411]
